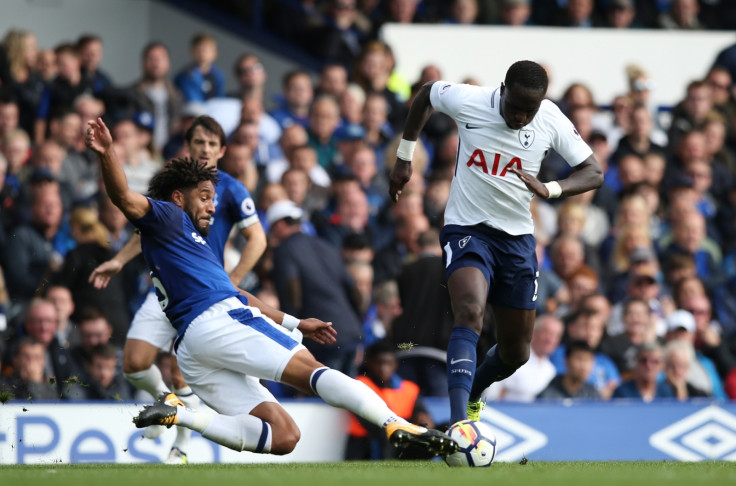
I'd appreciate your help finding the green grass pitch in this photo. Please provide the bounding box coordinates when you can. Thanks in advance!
[3,461,736,486]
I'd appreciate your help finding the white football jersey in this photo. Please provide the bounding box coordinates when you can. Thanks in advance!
[429,81,593,235]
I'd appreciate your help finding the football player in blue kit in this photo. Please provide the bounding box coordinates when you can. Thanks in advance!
[85,117,457,458]
[389,60,604,425]
[89,116,266,464]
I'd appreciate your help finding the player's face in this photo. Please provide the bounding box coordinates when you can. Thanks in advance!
[183,181,216,236]
[499,83,545,130]
[188,126,225,169]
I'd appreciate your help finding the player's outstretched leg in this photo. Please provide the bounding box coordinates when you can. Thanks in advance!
[281,352,458,457]
[133,393,299,454]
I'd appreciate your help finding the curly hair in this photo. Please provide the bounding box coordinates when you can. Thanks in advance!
[505,60,548,93]
[147,157,218,202]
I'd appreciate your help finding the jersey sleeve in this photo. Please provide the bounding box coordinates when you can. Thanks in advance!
[131,198,179,233]
[429,81,475,119]
[546,101,594,168]
[225,179,260,230]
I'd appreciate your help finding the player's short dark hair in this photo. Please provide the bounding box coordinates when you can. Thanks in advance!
[76,34,102,50]
[88,343,117,362]
[78,307,111,327]
[142,41,168,59]
[148,157,219,202]
[191,32,216,48]
[505,60,548,93]
[54,43,78,57]
[565,340,595,359]
[283,69,312,89]
[185,115,227,148]
[365,339,397,360]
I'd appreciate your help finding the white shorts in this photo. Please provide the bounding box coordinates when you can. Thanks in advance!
[175,297,306,416]
[126,291,177,351]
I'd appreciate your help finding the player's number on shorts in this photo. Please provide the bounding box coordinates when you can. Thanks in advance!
[151,276,170,311]
[532,271,539,302]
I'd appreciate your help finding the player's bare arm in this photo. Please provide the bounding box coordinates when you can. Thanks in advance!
[388,81,436,202]
[510,155,603,199]
[238,288,337,344]
[228,222,267,287]
[88,232,143,289]
[86,117,151,220]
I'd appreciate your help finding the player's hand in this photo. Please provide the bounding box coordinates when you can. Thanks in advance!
[298,318,337,345]
[388,158,412,203]
[85,117,113,154]
[509,168,549,198]
[88,258,123,289]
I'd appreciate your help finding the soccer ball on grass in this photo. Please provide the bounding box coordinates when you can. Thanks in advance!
[444,420,497,467]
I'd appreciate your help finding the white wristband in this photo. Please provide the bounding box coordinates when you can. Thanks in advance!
[396,138,416,161]
[544,181,562,199]
[281,313,300,331]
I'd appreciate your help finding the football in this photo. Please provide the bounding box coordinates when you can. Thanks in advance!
[444,420,497,467]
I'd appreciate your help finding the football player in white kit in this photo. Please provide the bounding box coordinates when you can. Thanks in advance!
[85,117,458,459]
[389,61,603,425]
[89,116,267,464]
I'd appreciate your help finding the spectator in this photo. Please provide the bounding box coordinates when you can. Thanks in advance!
[373,212,430,284]
[306,0,369,67]
[2,29,44,137]
[56,207,132,344]
[483,315,563,402]
[604,0,638,29]
[69,306,117,370]
[500,0,533,26]
[659,209,726,292]
[35,43,92,145]
[2,298,78,397]
[241,95,282,145]
[317,63,348,100]
[612,342,675,401]
[44,284,79,349]
[174,33,226,103]
[112,118,160,194]
[552,295,620,398]
[81,343,131,401]
[220,141,258,195]
[663,309,722,399]
[129,42,183,155]
[76,34,112,95]
[98,193,133,252]
[269,69,314,130]
[4,182,65,304]
[538,340,601,400]
[345,340,433,460]
[268,199,363,376]
[669,81,715,149]
[231,53,267,102]
[307,94,342,170]
[0,96,20,143]
[658,0,703,30]
[0,337,58,401]
[391,228,454,397]
[611,103,667,167]
[663,339,709,400]
[600,297,655,376]
[682,294,736,381]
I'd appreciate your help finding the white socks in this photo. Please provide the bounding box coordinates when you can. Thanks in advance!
[309,367,407,428]
[176,408,271,453]
[124,366,169,398]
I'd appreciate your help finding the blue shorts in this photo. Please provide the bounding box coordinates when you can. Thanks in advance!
[439,224,538,310]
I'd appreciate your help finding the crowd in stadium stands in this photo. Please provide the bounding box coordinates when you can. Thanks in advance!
[2,0,736,411]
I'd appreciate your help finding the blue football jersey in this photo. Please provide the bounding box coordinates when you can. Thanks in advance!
[132,198,240,334]
[207,170,258,264]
